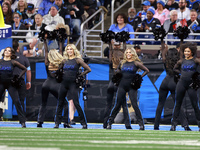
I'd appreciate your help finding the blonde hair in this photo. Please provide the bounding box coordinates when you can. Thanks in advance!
[63,44,82,60]
[48,49,63,67]
[121,48,141,67]
[17,0,27,9]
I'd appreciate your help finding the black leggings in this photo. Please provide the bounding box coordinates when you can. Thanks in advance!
[55,80,87,125]
[154,75,188,128]
[172,79,200,127]
[108,80,144,126]
[18,80,26,112]
[0,82,26,123]
[37,77,68,123]
[103,80,131,128]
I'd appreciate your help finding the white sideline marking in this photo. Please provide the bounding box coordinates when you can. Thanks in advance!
[90,140,200,146]
[0,146,60,150]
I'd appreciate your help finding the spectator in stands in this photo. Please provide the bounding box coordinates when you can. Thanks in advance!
[14,0,27,20]
[55,0,71,25]
[80,0,97,29]
[38,0,55,16]
[12,12,27,42]
[165,0,179,11]
[109,13,135,44]
[2,2,13,25]
[128,7,141,31]
[136,7,161,32]
[31,14,46,37]
[42,4,65,29]
[177,0,191,21]
[154,0,170,25]
[163,10,180,33]
[149,0,157,9]
[21,37,43,57]
[64,0,84,41]
[187,9,200,33]
[134,44,153,59]
[26,0,43,9]
[136,0,151,21]
[23,3,37,29]
[187,0,199,11]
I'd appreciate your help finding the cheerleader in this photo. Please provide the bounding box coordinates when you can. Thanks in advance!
[0,47,27,127]
[107,48,149,130]
[54,44,91,129]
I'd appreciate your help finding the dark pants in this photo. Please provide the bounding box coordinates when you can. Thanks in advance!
[108,79,143,127]
[18,80,26,113]
[0,81,26,123]
[172,78,200,127]
[103,80,131,128]
[37,77,68,124]
[154,75,188,128]
[55,80,87,125]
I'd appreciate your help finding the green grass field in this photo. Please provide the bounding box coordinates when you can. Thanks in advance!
[0,127,200,150]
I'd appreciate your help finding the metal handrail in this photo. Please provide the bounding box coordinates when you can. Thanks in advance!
[111,0,134,25]
[80,8,104,55]
[11,30,200,46]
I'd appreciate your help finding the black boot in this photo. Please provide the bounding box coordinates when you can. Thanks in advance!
[106,123,112,129]
[37,122,42,128]
[70,119,76,125]
[63,123,73,128]
[82,124,87,129]
[184,126,192,131]
[154,126,159,130]
[54,123,59,128]
[170,125,176,131]
[126,126,132,129]
[139,125,145,130]
[21,122,26,128]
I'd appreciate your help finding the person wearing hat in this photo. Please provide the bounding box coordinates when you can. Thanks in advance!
[42,4,65,29]
[136,1,151,21]
[38,0,55,16]
[23,3,37,29]
[136,7,161,32]
[127,7,142,31]
[134,44,153,59]
[154,0,170,25]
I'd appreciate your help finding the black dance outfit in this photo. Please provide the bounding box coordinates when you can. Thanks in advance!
[37,42,69,127]
[0,59,26,126]
[171,58,200,130]
[37,66,69,127]
[107,60,149,129]
[154,62,189,130]
[55,58,91,128]
[103,71,132,129]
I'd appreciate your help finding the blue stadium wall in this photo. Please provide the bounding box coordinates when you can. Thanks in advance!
[11,58,199,125]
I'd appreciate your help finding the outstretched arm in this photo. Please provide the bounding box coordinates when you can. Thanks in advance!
[135,61,149,77]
